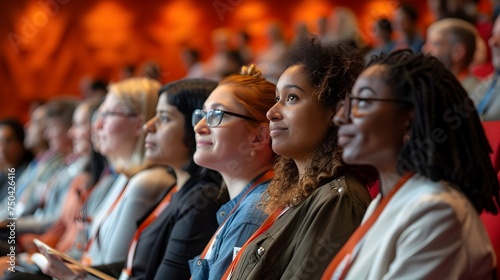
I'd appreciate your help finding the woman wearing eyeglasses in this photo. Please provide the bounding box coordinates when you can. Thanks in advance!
[31,79,226,280]
[222,36,376,280]
[189,65,276,280]
[322,50,499,279]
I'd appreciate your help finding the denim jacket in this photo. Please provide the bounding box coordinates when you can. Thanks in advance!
[189,178,270,280]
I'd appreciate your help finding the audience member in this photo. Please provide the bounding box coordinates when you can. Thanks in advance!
[477,16,500,120]
[182,48,205,79]
[323,49,499,279]
[255,23,288,83]
[423,18,482,103]
[36,79,226,280]
[0,119,33,201]
[190,65,276,280]
[325,7,366,50]
[366,18,395,59]
[393,3,424,52]
[226,36,376,279]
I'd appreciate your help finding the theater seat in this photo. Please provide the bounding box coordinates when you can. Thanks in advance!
[481,121,500,279]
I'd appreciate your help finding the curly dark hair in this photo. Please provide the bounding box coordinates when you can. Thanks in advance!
[266,35,378,212]
[368,49,499,214]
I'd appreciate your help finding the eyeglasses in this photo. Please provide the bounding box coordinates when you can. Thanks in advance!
[192,109,257,127]
[343,95,412,118]
[95,111,137,120]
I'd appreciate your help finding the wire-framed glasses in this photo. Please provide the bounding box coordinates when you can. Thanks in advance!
[192,109,256,127]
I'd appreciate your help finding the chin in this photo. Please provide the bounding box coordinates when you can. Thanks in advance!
[341,150,362,165]
[271,144,289,157]
[193,152,212,170]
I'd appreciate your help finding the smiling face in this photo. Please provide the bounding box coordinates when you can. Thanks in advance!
[94,93,141,159]
[334,64,412,171]
[267,65,335,164]
[193,84,254,173]
[143,93,190,168]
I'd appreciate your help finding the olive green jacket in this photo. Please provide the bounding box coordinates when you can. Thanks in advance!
[230,175,372,280]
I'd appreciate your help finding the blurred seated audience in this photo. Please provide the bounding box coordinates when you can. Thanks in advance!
[0,119,33,202]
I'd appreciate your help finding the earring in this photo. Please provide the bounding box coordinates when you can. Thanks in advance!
[250,150,255,157]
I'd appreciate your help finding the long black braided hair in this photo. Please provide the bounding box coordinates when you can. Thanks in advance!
[368,49,499,214]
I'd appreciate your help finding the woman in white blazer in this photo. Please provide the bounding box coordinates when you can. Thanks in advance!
[323,49,500,280]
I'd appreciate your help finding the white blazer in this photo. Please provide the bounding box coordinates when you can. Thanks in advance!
[344,174,496,280]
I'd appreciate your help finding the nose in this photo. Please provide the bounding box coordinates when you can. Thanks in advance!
[266,102,282,122]
[94,116,104,131]
[193,116,209,135]
[143,116,157,133]
[333,105,349,126]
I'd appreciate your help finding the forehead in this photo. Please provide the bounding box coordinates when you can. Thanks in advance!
[204,85,240,108]
[157,93,168,107]
[101,92,127,109]
[276,65,310,89]
[157,94,181,113]
[427,28,446,40]
[354,65,391,92]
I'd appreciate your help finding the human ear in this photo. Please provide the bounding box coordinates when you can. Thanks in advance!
[451,43,466,64]
[252,123,271,151]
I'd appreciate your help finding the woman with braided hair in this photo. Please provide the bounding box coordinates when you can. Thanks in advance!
[189,64,276,280]
[224,35,377,280]
[323,49,499,279]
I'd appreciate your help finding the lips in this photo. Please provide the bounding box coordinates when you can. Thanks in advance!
[196,139,213,148]
[337,127,355,147]
[269,125,287,137]
[144,141,156,149]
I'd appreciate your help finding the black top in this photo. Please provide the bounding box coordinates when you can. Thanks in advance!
[141,171,227,279]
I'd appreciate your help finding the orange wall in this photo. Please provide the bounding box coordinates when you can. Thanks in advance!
[0,0,434,122]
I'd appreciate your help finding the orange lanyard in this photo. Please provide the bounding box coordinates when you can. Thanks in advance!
[222,205,287,280]
[123,185,177,276]
[194,170,274,264]
[321,172,414,280]
[81,180,129,265]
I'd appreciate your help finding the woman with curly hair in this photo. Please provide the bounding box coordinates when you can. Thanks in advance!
[323,50,499,279]
[224,36,377,280]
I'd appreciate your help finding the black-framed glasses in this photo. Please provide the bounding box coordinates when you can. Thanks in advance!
[96,111,137,119]
[192,109,257,127]
[343,95,413,118]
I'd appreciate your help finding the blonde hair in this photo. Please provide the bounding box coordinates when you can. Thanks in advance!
[108,77,160,176]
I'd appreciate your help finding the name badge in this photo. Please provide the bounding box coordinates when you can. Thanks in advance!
[232,247,241,260]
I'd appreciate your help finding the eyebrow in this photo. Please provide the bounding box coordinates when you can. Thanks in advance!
[277,84,306,94]
[355,86,378,96]
[203,102,227,111]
